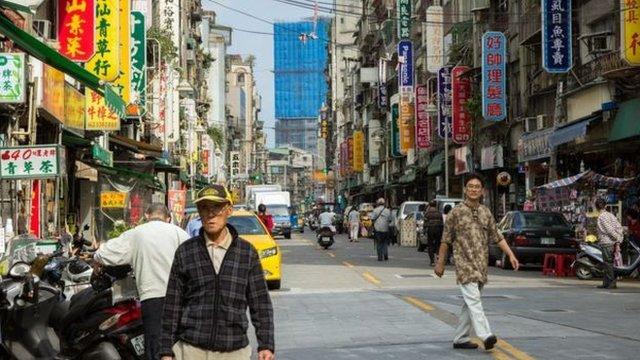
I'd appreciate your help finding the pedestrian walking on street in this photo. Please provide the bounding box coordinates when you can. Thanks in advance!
[595,198,623,289]
[371,198,392,261]
[389,207,399,246]
[425,200,444,266]
[94,204,190,360]
[434,174,520,351]
[159,185,274,360]
[257,203,274,234]
[348,205,360,242]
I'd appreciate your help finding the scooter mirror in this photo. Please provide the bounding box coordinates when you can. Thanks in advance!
[9,262,31,278]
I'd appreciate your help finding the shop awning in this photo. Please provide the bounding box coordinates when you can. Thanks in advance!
[536,170,637,190]
[0,13,125,117]
[109,135,163,156]
[609,99,640,142]
[0,1,38,13]
[96,164,165,192]
[427,152,444,175]
[548,116,597,147]
[62,130,92,148]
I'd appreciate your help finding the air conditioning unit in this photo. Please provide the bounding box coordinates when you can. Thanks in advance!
[590,35,611,53]
[472,0,490,11]
[536,115,547,129]
[524,117,538,132]
[33,20,53,40]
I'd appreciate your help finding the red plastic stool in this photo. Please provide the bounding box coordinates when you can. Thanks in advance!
[542,254,563,276]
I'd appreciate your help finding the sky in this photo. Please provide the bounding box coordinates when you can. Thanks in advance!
[202,0,316,148]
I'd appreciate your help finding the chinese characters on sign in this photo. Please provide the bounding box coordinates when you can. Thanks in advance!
[437,66,453,138]
[397,0,411,39]
[86,0,120,81]
[518,128,553,162]
[353,131,364,172]
[320,111,329,139]
[168,190,187,224]
[415,85,432,151]
[347,136,354,174]
[58,0,95,62]
[0,146,59,179]
[398,40,414,95]
[0,53,26,103]
[201,150,210,177]
[426,6,444,73]
[391,103,402,157]
[378,58,388,109]
[42,65,65,121]
[100,191,126,209]
[621,0,640,64]
[230,151,240,177]
[114,0,131,103]
[85,89,120,130]
[64,83,85,130]
[542,0,572,73]
[399,94,415,153]
[451,66,472,144]
[482,31,507,121]
[130,11,146,113]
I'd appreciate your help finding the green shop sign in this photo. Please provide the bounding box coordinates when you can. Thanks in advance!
[92,144,113,167]
[0,53,26,103]
[397,0,411,40]
[130,11,146,114]
[391,104,402,157]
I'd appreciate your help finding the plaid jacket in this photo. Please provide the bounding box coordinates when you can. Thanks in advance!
[159,225,274,357]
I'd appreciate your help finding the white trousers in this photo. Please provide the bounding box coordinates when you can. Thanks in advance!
[173,341,251,360]
[453,282,493,344]
[350,223,359,240]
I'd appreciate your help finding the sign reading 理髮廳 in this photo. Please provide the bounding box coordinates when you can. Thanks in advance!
[542,0,572,73]
[482,31,507,122]
[0,145,60,179]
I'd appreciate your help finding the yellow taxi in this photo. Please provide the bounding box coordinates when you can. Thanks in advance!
[228,210,282,290]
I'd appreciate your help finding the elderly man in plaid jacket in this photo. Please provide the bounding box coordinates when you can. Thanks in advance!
[159,185,275,360]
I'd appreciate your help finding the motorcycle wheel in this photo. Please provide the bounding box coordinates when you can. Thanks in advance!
[575,264,594,280]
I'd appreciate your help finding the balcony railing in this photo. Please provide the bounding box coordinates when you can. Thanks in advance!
[566,52,634,91]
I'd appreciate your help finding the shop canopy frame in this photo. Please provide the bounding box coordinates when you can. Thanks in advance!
[0,13,126,117]
[535,170,638,191]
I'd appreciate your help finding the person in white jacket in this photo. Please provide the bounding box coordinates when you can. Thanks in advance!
[94,204,190,360]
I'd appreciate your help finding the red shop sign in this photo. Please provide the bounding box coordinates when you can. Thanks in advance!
[451,66,472,145]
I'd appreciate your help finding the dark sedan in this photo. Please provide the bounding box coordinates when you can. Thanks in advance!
[489,211,577,268]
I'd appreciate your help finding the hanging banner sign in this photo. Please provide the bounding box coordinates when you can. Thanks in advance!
[415,85,432,151]
[30,179,41,238]
[58,0,95,62]
[437,66,453,138]
[347,136,354,175]
[64,83,85,130]
[320,110,329,139]
[542,0,572,73]
[100,191,126,208]
[399,94,415,153]
[397,0,411,39]
[398,40,414,94]
[353,130,364,172]
[451,66,472,144]
[454,146,472,175]
[482,31,507,121]
[86,0,120,81]
[0,53,26,103]
[391,103,402,157]
[130,11,146,114]
[0,145,60,179]
[168,190,187,224]
[339,141,347,177]
[426,6,444,73]
[85,89,120,130]
[378,83,388,109]
[201,149,210,177]
[114,0,131,103]
[621,0,640,64]
[42,65,65,122]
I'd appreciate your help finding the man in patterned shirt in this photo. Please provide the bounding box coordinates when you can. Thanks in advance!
[595,198,623,289]
[435,174,519,351]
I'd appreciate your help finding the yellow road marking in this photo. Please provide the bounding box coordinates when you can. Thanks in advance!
[497,339,536,360]
[362,271,381,286]
[342,261,355,268]
[403,296,435,312]
[491,349,514,360]
[327,252,336,258]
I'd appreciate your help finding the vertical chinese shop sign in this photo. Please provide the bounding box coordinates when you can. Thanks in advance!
[451,66,472,144]
[397,0,411,39]
[482,31,507,122]
[85,89,120,130]
[86,0,119,81]
[114,0,131,103]
[58,0,95,62]
[347,136,354,175]
[542,0,572,73]
[621,0,640,65]
[437,66,452,138]
[353,130,364,173]
[130,11,146,114]
[415,85,431,151]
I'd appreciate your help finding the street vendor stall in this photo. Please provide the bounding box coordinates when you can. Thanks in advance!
[533,171,639,239]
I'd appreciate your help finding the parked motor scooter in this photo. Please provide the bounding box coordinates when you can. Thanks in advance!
[0,262,61,359]
[573,238,640,280]
[316,227,335,250]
